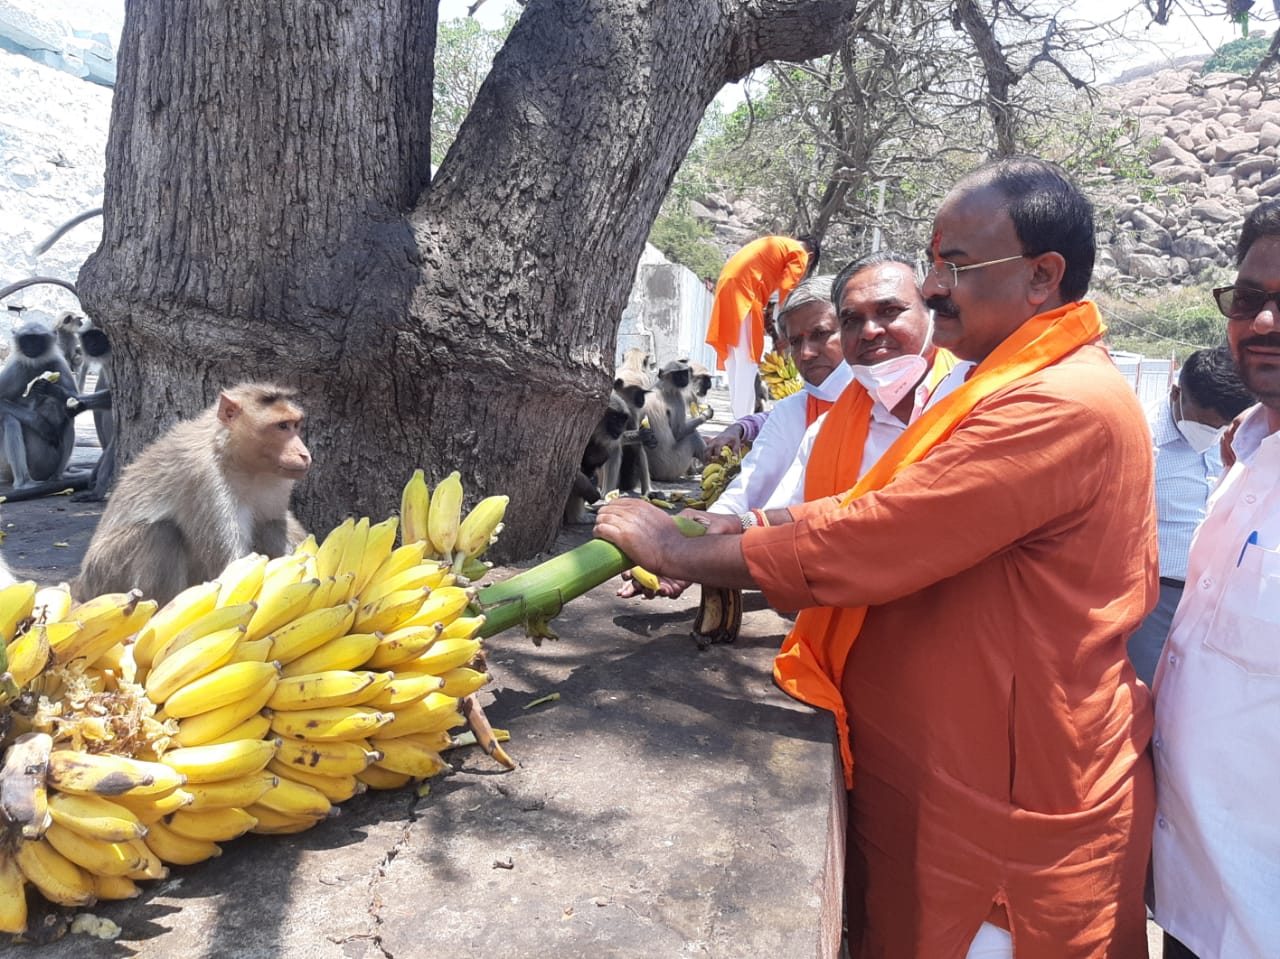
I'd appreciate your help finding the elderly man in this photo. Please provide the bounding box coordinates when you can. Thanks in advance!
[596,157,1156,958]
[705,234,820,419]
[1151,201,1280,959]
[1126,346,1253,686]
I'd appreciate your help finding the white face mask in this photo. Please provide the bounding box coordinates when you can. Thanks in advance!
[1175,397,1224,455]
[850,354,928,411]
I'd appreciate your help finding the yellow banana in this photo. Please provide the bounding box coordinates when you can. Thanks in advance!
[353,587,430,635]
[375,692,465,739]
[402,637,482,677]
[171,677,279,747]
[292,533,319,558]
[14,837,95,906]
[149,601,257,670]
[454,495,509,562]
[0,851,26,934]
[278,631,380,678]
[268,669,388,710]
[111,788,194,824]
[160,738,279,783]
[438,615,486,641]
[145,625,247,704]
[275,737,382,777]
[353,517,398,595]
[357,561,450,607]
[246,802,321,835]
[266,600,358,664]
[400,469,431,546]
[52,590,148,666]
[166,806,257,843]
[202,713,272,747]
[47,792,146,843]
[315,517,355,580]
[93,872,141,901]
[400,586,475,630]
[245,579,322,640]
[85,599,157,670]
[255,777,331,820]
[336,516,369,583]
[123,838,167,880]
[47,750,186,799]
[426,471,463,558]
[182,772,278,812]
[216,553,268,607]
[361,541,429,603]
[368,735,449,779]
[262,553,309,592]
[356,764,413,791]
[32,583,73,624]
[142,818,222,866]
[266,759,364,803]
[364,624,443,670]
[226,636,274,664]
[437,667,490,698]
[131,580,222,673]
[309,573,356,610]
[163,660,280,719]
[0,580,36,643]
[270,706,390,742]
[364,671,445,710]
[43,822,146,877]
[5,624,53,687]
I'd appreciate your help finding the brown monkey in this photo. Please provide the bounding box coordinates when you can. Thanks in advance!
[74,383,311,604]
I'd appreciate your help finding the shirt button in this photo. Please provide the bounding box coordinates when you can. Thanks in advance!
[1153,734,1163,750]
[1201,577,1213,589]
[1245,494,1257,504]
[1157,816,1168,830]
[1168,653,1178,667]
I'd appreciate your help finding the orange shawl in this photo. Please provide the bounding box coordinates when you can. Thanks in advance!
[773,302,1106,787]
[704,237,809,368]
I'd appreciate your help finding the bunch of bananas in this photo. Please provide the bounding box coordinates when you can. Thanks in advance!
[0,471,514,935]
[683,444,748,511]
[759,350,801,400]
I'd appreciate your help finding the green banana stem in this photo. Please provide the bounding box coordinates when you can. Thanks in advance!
[476,516,707,640]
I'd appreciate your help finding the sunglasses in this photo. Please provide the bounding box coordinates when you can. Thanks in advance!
[1212,285,1280,319]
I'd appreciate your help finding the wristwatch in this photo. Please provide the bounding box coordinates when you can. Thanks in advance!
[739,512,758,532]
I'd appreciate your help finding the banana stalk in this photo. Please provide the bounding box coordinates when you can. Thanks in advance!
[475,516,707,642]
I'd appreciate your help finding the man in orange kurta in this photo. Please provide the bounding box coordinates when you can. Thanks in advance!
[705,234,817,420]
[597,158,1157,958]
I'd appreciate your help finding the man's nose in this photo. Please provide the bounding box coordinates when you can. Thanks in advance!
[1252,300,1280,334]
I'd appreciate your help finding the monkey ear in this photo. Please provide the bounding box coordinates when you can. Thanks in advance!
[216,391,243,426]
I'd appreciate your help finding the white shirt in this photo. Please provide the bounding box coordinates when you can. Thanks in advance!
[1151,404,1280,959]
[710,362,853,516]
[1148,398,1225,580]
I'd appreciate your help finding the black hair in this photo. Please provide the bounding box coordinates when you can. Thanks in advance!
[797,234,822,276]
[1180,346,1254,420]
[961,157,1095,302]
[830,250,916,308]
[1236,200,1280,264]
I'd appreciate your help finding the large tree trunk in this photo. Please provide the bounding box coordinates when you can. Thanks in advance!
[79,0,852,561]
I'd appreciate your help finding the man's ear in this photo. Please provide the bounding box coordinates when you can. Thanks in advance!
[1026,251,1067,307]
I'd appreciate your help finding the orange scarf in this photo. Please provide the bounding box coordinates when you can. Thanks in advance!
[803,351,958,502]
[804,393,834,427]
[773,302,1106,788]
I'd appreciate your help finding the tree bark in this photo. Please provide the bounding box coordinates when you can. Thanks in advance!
[79,0,852,560]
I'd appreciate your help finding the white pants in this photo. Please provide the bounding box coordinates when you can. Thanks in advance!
[725,308,758,420]
[965,922,1013,959]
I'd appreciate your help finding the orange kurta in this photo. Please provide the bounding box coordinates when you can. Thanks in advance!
[704,236,809,369]
[744,314,1157,958]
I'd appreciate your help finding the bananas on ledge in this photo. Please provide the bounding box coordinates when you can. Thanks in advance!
[0,469,512,935]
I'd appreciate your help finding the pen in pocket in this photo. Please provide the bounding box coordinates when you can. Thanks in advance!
[1238,530,1259,568]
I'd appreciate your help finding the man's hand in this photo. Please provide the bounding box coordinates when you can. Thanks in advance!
[616,569,692,599]
[705,423,746,455]
[594,497,681,573]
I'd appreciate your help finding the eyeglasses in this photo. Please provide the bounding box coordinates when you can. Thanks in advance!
[924,253,1027,288]
[1212,285,1280,319]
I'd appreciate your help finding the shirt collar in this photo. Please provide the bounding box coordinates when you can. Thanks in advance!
[1231,403,1274,465]
[1149,397,1184,449]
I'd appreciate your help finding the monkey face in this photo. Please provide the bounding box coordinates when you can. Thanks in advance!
[80,328,110,359]
[604,408,630,439]
[694,374,711,396]
[667,370,690,390]
[15,332,53,359]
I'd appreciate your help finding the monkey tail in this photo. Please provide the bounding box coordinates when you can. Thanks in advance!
[32,207,103,257]
[0,276,79,302]
[0,474,91,503]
